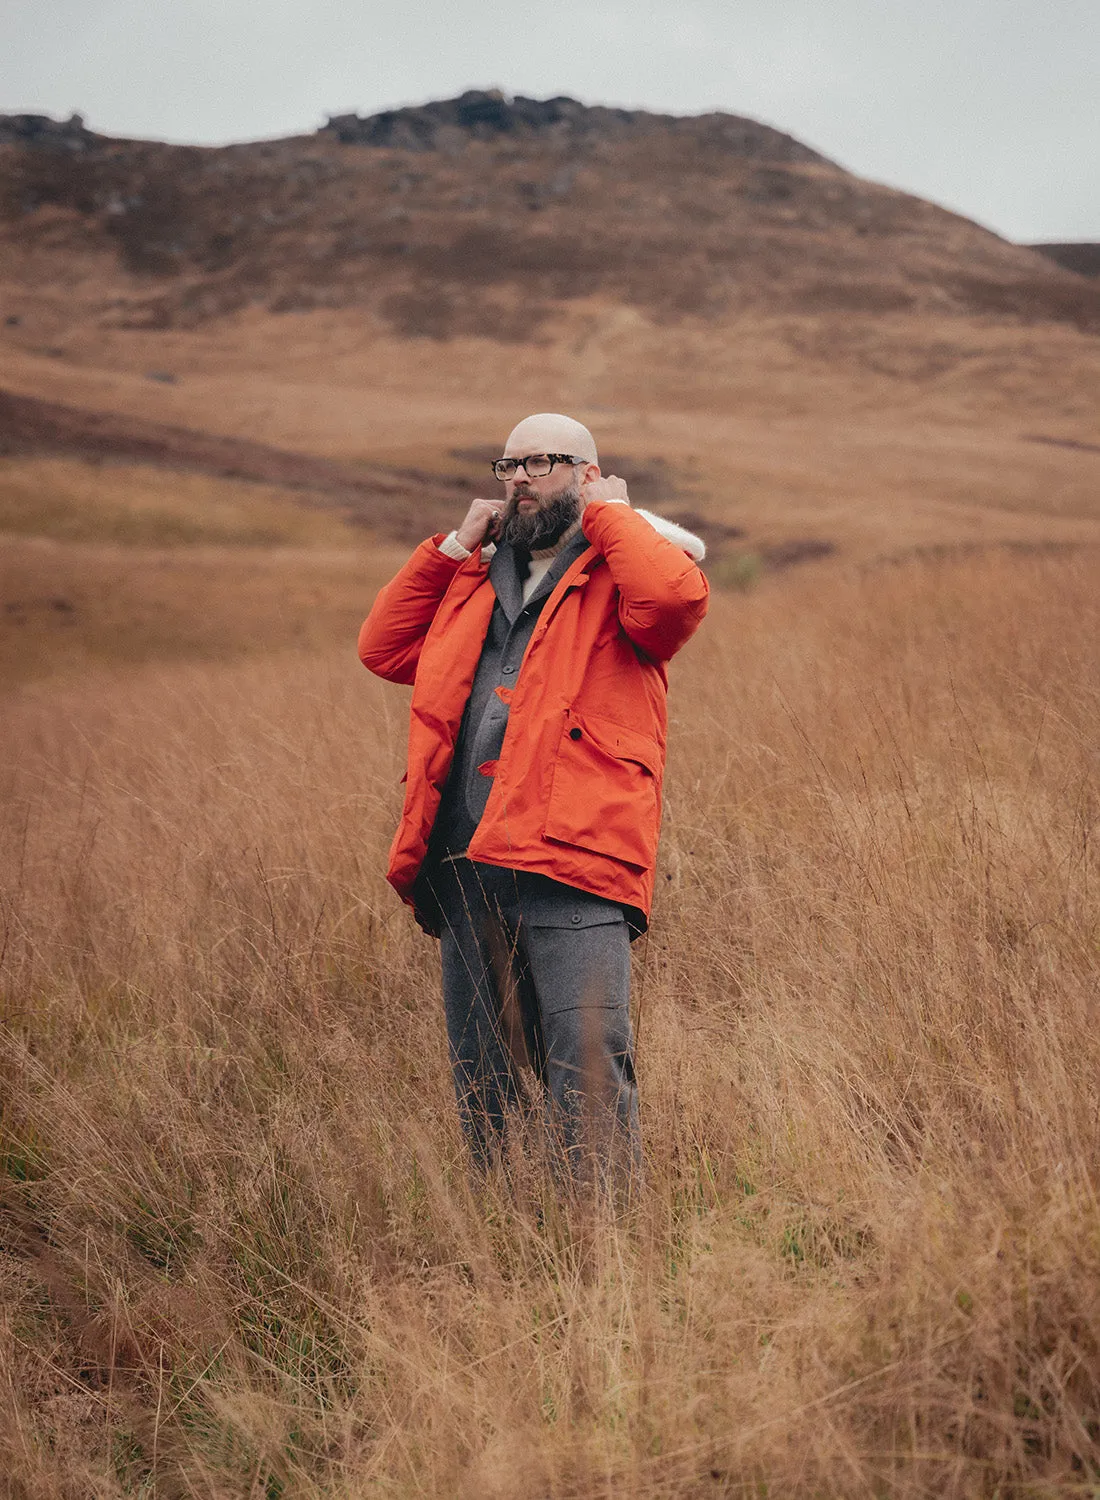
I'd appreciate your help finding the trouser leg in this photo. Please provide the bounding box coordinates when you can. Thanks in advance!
[433,860,640,1185]
[524,919,640,1185]
[436,864,528,1169]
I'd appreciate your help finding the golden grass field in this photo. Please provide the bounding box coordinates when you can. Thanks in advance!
[1,292,1100,1494]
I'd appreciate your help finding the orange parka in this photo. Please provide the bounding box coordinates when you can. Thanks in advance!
[358,499,709,934]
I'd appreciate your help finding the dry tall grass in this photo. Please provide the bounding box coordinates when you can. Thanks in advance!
[1,547,1098,1497]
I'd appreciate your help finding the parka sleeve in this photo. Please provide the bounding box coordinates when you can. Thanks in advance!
[357,537,466,686]
[581,501,709,662]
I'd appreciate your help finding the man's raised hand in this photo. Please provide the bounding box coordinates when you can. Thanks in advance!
[455,497,506,552]
[581,474,630,509]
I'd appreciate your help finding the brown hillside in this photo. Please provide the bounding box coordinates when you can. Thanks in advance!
[1,92,1097,338]
[1,91,1098,693]
[0,385,478,541]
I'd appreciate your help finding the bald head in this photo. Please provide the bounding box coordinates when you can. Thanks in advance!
[504,413,598,465]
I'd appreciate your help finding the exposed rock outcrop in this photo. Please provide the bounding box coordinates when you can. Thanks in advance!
[320,88,825,164]
[0,112,98,150]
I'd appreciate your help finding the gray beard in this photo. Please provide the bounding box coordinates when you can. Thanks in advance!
[500,480,582,552]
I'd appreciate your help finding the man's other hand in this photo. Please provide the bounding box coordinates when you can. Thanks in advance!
[581,475,630,509]
[455,497,506,552]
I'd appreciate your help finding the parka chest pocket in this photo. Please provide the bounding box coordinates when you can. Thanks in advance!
[543,711,661,870]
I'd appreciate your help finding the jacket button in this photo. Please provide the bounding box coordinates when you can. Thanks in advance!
[570,913,582,924]
[502,665,516,674]
[569,727,582,740]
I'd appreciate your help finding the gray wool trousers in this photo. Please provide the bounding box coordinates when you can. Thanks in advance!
[428,857,640,1181]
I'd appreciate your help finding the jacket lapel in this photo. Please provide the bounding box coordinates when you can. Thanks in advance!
[488,543,525,623]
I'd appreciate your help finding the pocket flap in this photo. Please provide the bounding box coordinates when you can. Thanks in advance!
[569,712,660,774]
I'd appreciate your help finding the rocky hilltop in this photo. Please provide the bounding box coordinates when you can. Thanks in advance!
[320,88,825,162]
[1,92,1096,338]
[0,112,99,150]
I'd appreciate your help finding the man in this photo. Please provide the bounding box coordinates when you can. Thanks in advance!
[358,413,708,1183]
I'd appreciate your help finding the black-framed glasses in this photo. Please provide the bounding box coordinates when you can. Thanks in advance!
[489,453,587,481]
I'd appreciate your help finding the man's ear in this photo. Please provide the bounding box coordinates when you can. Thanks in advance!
[581,462,601,485]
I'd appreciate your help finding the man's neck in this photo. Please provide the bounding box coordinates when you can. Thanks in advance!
[528,516,583,561]
[518,519,584,606]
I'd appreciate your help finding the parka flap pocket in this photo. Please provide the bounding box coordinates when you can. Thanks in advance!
[572,714,661,775]
[543,711,661,870]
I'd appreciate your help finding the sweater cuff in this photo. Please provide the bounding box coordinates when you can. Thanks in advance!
[438,530,472,561]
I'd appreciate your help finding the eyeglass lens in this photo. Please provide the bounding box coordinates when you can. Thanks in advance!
[494,455,554,479]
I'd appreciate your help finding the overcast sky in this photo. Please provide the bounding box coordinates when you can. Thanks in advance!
[3,0,1098,243]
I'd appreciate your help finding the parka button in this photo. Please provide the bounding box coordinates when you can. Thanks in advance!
[569,727,582,740]
[570,913,582,924]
